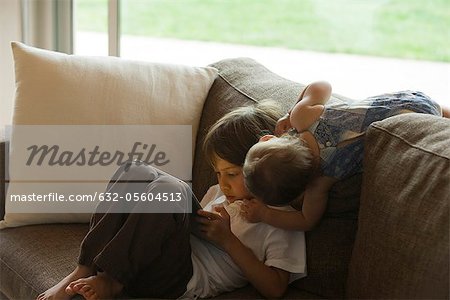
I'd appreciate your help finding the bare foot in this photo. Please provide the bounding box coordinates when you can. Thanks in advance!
[68,272,123,300]
[36,265,95,300]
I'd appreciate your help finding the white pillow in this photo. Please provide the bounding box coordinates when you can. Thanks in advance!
[1,42,217,228]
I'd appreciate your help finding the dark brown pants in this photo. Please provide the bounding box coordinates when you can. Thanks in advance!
[78,163,193,298]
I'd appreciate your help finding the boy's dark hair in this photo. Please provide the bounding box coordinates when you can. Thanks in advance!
[203,99,283,167]
[243,135,314,206]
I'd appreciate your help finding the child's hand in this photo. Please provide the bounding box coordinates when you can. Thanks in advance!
[240,199,268,223]
[275,113,291,136]
[196,208,235,249]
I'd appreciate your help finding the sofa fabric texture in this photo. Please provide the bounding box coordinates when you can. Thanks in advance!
[0,224,88,299]
[347,113,449,299]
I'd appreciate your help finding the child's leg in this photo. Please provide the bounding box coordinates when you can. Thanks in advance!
[67,212,192,300]
[89,202,192,298]
[36,264,95,300]
[78,161,160,266]
[77,164,193,298]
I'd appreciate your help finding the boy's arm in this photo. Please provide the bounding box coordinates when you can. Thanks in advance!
[197,208,290,298]
[260,176,336,231]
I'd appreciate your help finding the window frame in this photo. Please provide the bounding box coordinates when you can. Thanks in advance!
[108,0,120,57]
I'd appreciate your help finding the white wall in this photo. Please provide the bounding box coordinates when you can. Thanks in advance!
[0,0,22,131]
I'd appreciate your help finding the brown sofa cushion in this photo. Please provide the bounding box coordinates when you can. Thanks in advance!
[293,217,357,298]
[0,224,88,300]
[347,113,450,299]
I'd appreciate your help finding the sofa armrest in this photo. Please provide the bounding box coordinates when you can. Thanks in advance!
[0,137,8,220]
[347,114,449,298]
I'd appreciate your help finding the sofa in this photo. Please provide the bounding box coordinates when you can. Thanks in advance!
[1,52,449,299]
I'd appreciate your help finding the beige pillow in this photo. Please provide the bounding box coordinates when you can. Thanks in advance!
[1,42,217,228]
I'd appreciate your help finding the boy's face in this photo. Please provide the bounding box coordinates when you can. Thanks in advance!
[213,155,252,203]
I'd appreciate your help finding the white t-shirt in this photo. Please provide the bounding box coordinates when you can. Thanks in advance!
[181,185,306,299]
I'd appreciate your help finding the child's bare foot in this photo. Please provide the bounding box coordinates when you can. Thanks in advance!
[36,265,95,300]
[68,272,123,300]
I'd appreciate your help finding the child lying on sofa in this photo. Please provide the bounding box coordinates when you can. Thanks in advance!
[37,100,307,300]
[241,81,449,231]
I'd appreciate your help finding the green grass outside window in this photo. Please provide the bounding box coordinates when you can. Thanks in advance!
[76,0,450,62]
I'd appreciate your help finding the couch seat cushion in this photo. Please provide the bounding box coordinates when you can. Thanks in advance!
[0,224,88,300]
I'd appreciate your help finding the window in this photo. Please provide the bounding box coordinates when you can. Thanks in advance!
[73,0,449,104]
[74,0,108,55]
